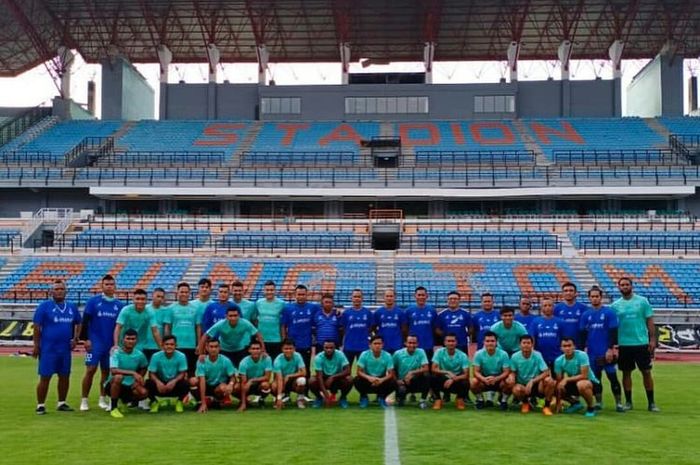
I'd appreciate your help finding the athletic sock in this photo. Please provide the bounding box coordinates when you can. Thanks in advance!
[594,394,602,404]
[37,403,45,409]
[624,390,632,403]
[587,407,595,413]
[57,401,66,407]
[111,398,119,410]
[645,389,655,405]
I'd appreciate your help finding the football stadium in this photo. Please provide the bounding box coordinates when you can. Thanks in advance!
[1,1,700,464]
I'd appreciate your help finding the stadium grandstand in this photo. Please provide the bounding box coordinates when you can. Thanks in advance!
[1,2,700,460]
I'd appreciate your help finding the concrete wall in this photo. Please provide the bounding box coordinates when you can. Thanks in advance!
[627,53,684,117]
[102,57,155,120]
[0,189,98,217]
[160,79,621,121]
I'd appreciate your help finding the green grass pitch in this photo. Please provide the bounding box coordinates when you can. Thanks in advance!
[2,357,699,465]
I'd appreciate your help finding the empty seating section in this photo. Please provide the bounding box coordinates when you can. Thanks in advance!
[526,118,665,162]
[13,120,122,161]
[587,260,700,308]
[570,231,700,252]
[115,120,250,163]
[405,230,560,252]
[251,122,379,152]
[0,229,21,247]
[0,257,190,302]
[217,231,367,250]
[201,260,376,305]
[394,260,579,307]
[660,117,700,136]
[73,229,211,248]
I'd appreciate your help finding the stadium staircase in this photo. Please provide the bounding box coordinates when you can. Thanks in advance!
[644,118,672,144]
[111,121,138,152]
[375,251,396,297]
[233,121,263,166]
[181,257,209,286]
[512,120,547,164]
[0,115,59,152]
[567,257,600,292]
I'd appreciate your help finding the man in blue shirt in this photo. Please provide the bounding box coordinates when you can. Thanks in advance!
[373,289,405,354]
[515,296,536,332]
[436,291,472,353]
[339,288,372,365]
[313,293,339,352]
[32,279,82,415]
[580,286,623,412]
[531,297,564,370]
[472,292,501,350]
[80,274,124,412]
[281,284,319,372]
[554,281,587,343]
[200,284,236,333]
[404,286,437,360]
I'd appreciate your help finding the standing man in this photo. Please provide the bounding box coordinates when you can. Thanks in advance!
[472,293,501,350]
[143,287,169,361]
[169,282,199,375]
[231,280,257,323]
[314,293,340,353]
[580,286,623,412]
[281,284,318,372]
[113,289,161,353]
[531,297,564,371]
[373,288,406,354]
[33,280,82,414]
[145,335,189,413]
[430,333,470,410]
[237,340,273,411]
[191,278,213,343]
[105,329,149,418]
[80,274,124,412]
[553,337,599,417]
[272,338,307,409]
[508,335,555,415]
[436,291,472,354]
[515,296,536,332]
[339,288,373,366]
[555,282,587,343]
[393,334,430,408]
[354,335,396,409]
[471,331,512,410]
[490,307,529,356]
[199,306,263,367]
[405,286,437,360]
[611,277,659,412]
[255,280,285,359]
[309,340,353,409]
[200,284,234,334]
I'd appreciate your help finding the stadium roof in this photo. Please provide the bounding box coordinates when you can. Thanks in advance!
[2,0,700,77]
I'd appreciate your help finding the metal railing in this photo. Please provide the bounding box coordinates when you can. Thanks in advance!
[401,235,562,255]
[0,106,52,147]
[240,150,358,167]
[36,235,200,253]
[553,148,682,166]
[214,235,372,254]
[580,235,700,254]
[0,151,58,166]
[65,136,114,167]
[414,149,535,166]
[97,150,227,167]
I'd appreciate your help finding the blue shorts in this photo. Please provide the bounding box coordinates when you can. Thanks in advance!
[588,353,618,375]
[85,346,110,369]
[38,351,72,377]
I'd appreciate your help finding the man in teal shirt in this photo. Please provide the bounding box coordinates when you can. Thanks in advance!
[611,277,659,412]
[143,287,168,360]
[309,340,352,409]
[431,333,470,410]
[105,329,148,419]
[169,282,199,375]
[198,307,264,366]
[191,278,213,343]
[271,338,307,409]
[113,289,161,352]
[194,338,238,413]
[393,334,430,409]
[354,335,396,409]
[255,280,285,358]
[471,331,512,410]
[145,334,189,413]
[490,307,529,356]
[232,280,257,323]
[237,340,272,411]
[508,334,555,415]
[554,337,599,417]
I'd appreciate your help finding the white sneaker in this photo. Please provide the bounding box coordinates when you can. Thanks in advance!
[98,397,110,410]
[138,399,150,411]
[80,399,90,411]
[297,398,307,409]
[281,395,291,404]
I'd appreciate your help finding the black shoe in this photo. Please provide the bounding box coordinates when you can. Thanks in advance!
[475,400,485,410]
[499,401,508,411]
[36,405,46,415]
[485,400,494,408]
[57,403,74,412]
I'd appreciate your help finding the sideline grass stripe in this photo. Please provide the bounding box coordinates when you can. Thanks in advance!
[384,407,401,465]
